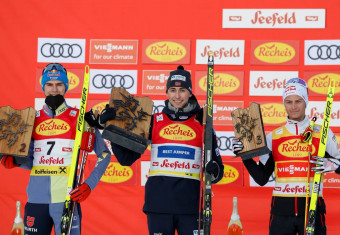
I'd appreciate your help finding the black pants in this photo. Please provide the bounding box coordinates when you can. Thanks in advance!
[269,213,326,235]
[147,212,199,235]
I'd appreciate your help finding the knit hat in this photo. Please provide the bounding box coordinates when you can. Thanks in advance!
[166,65,192,94]
[41,63,69,92]
[283,78,309,106]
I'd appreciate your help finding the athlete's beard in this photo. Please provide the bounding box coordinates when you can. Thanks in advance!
[45,95,65,112]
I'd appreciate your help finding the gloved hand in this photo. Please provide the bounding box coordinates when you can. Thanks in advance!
[232,138,243,155]
[205,161,219,178]
[98,104,116,128]
[70,183,91,203]
[84,109,103,129]
[0,155,17,169]
[310,156,340,174]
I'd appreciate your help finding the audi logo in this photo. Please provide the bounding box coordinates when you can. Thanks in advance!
[40,43,82,58]
[92,74,134,89]
[217,136,234,151]
[307,45,340,60]
[153,104,165,114]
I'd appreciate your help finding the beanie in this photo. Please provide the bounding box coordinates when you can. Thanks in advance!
[41,63,69,92]
[283,78,309,106]
[166,65,192,94]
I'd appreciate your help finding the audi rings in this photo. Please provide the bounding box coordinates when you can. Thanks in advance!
[92,74,134,89]
[308,45,340,60]
[40,43,82,58]
[217,136,234,151]
[153,104,165,114]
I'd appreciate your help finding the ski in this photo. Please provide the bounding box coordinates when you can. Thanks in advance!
[61,65,90,235]
[198,53,214,235]
[305,80,335,235]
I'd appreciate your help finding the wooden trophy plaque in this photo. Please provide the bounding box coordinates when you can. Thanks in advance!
[231,102,270,160]
[102,87,153,154]
[0,106,36,157]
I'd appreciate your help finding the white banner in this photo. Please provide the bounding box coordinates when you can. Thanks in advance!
[305,40,340,65]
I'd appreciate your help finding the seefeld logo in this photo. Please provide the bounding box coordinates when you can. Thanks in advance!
[217,164,239,185]
[198,73,240,94]
[40,72,79,91]
[254,42,295,63]
[307,73,340,95]
[101,162,133,183]
[36,119,70,136]
[261,103,287,124]
[278,139,316,158]
[160,124,196,141]
[145,41,186,62]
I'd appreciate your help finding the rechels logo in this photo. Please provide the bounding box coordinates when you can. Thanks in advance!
[307,73,340,95]
[254,42,296,63]
[217,165,239,185]
[101,162,133,183]
[261,103,287,125]
[145,41,186,62]
[159,124,196,141]
[278,139,315,157]
[36,119,70,136]
[198,73,240,94]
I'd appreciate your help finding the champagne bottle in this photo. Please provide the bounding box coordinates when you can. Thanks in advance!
[227,197,243,235]
[11,201,24,235]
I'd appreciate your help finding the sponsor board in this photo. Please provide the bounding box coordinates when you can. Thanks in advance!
[196,40,245,65]
[89,69,137,94]
[215,131,237,156]
[142,70,171,95]
[249,71,299,96]
[141,161,150,186]
[37,38,86,63]
[86,99,109,114]
[276,161,310,178]
[306,101,340,127]
[305,40,340,65]
[304,71,340,96]
[35,98,81,110]
[198,100,244,126]
[223,9,325,28]
[251,40,299,65]
[89,39,138,64]
[324,173,340,188]
[142,39,190,64]
[216,161,243,186]
[195,71,243,96]
[258,102,287,126]
[36,68,84,94]
[88,159,137,185]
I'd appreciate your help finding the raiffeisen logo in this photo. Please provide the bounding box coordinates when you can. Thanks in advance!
[254,42,295,63]
[36,119,70,136]
[261,103,287,125]
[145,41,186,62]
[101,162,133,183]
[198,73,240,94]
[217,165,239,185]
[160,124,196,141]
[278,139,316,157]
[40,71,79,91]
[307,73,340,95]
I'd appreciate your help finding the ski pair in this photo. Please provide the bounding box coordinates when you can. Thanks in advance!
[61,66,95,235]
[198,53,214,235]
[305,80,335,235]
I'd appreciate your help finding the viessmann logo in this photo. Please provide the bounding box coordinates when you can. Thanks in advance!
[198,73,240,94]
[145,41,186,62]
[217,164,239,185]
[40,71,80,91]
[254,42,296,63]
[159,124,196,141]
[261,103,287,125]
[36,119,70,136]
[307,73,340,95]
[101,162,133,183]
[278,139,316,157]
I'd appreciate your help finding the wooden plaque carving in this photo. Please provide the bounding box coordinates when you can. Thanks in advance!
[0,106,36,157]
[102,87,153,154]
[231,102,270,160]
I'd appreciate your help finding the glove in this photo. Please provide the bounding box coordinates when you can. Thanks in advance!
[205,160,219,178]
[0,155,16,169]
[310,156,340,173]
[84,109,103,130]
[70,183,91,203]
[232,138,244,155]
[98,104,116,127]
